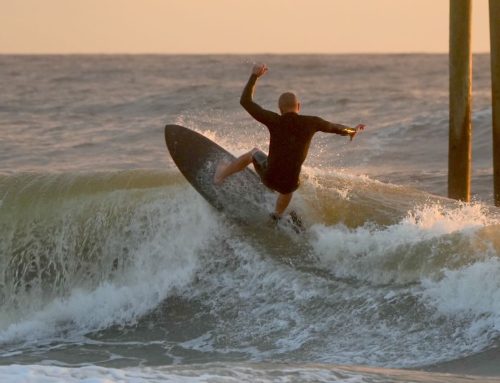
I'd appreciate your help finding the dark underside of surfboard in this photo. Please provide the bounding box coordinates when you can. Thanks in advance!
[164,124,273,223]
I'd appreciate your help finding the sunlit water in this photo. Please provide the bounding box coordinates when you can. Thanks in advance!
[1,54,499,382]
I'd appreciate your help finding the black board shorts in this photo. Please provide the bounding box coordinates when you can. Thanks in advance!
[252,150,300,194]
[252,150,268,180]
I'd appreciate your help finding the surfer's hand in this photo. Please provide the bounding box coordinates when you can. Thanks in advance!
[252,64,268,78]
[349,124,365,141]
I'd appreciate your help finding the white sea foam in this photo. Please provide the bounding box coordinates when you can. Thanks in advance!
[307,200,500,363]
[0,186,223,346]
[0,363,496,383]
[310,202,498,284]
[421,257,500,343]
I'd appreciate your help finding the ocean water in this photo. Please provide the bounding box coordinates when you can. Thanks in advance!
[0,54,499,382]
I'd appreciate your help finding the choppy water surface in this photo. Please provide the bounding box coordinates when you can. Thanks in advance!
[1,55,499,382]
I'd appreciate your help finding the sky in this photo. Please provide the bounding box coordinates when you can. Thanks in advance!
[0,0,492,54]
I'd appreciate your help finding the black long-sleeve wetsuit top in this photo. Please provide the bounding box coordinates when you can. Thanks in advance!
[240,74,351,194]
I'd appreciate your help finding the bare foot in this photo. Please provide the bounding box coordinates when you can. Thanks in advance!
[213,162,228,185]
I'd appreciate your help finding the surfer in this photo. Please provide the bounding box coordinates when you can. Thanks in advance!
[214,64,365,218]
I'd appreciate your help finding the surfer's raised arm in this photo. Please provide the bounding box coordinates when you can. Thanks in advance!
[315,118,365,141]
[240,64,278,126]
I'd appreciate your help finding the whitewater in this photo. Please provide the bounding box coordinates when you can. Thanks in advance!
[0,54,499,382]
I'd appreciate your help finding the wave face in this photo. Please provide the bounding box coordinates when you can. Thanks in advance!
[1,170,499,369]
[1,54,499,381]
[0,171,218,343]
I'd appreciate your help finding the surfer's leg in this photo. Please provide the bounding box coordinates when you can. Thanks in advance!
[274,192,293,216]
[214,148,259,185]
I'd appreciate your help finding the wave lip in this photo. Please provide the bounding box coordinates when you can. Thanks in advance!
[1,169,500,370]
[0,171,221,346]
[311,202,499,285]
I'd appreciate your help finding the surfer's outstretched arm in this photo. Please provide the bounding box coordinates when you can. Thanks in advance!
[315,118,365,141]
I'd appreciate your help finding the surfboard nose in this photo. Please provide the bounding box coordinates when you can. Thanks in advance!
[164,124,181,143]
[165,124,185,156]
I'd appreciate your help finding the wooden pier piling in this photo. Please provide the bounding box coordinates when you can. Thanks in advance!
[448,0,473,202]
[491,0,500,206]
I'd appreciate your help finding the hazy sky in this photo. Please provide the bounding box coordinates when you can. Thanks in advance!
[0,0,491,54]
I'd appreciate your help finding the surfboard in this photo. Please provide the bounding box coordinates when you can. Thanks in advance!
[164,124,276,224]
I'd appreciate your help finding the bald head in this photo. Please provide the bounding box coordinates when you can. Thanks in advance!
[278,92,300,114]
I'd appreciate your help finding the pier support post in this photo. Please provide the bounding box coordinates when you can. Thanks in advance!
[448,0,473,202]
[491,0,500,206]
